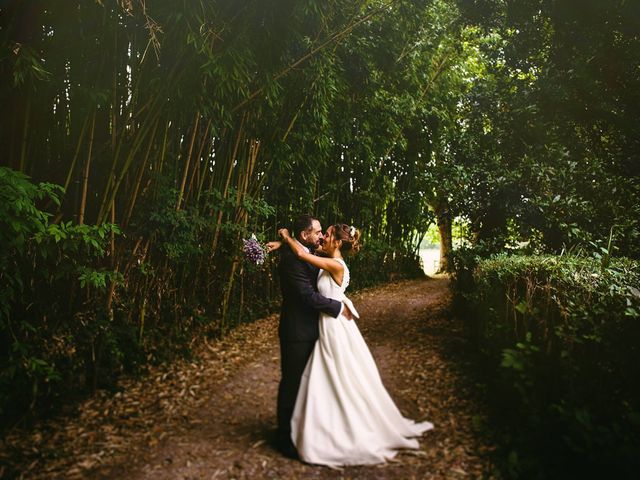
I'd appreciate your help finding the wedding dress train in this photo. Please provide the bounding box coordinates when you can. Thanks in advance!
[291,258,433,466]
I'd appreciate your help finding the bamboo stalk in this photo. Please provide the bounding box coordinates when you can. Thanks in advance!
[47,115,90,221]
[124,119,159,226]
[195,135,215,206]
[234,139,260,224]
[210,113,246,256]
[98,108,161,224]
[184,118,211,207]
[220,259,239,333]
[110,200,116,256]
[111,17,119,151]
[138,297,147,343]
[106,263,119,317]
[78,112,96,225]
[96,126,125,223]
[19,95,31,172]
[153,119,171,203]
[221,137,258,329]
[96,67,168,223]
[122,236,144,279]
[106,200,117,318]
[63,115,89,194]
[176,111,200,210]
[237,265,244,325]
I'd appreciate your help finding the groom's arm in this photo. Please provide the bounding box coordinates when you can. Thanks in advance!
[281,249,342,318]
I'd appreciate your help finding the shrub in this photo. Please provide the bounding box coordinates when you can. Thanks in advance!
[0,167,120,425]
[348,238,425,290]
[451,251,640,478]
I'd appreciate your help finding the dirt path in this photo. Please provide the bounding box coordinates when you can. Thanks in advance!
[1,277,496,479]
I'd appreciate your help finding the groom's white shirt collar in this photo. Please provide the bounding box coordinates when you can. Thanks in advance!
[295,239,310,253]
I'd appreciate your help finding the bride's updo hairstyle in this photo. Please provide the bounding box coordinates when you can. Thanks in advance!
[332,224,361,255]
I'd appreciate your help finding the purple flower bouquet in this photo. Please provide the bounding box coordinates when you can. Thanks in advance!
[242,234,267,265]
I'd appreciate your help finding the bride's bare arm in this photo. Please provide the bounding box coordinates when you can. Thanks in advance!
[279,228,344,286]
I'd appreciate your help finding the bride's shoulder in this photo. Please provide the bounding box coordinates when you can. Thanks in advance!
[334,258,349,274]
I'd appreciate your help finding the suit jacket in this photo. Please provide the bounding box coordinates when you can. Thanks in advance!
[278,244,341,342]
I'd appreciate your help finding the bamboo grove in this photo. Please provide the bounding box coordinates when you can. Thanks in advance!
[2,0,639,425]
[1,0,454,421]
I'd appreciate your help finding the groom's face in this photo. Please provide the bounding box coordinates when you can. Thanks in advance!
[300,219,323,249]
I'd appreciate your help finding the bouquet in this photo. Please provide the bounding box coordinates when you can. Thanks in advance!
[242,234,267,265]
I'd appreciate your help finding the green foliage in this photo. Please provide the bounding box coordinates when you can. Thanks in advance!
[10,44,51,87]
[422,223,441,246]
[444,0,640,256]
[0,168,120,423]
[2,3,638,464]
[451,251,640,477]
[349,239,425,289]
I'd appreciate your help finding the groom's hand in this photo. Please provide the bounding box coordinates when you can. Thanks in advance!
[342,303,355,321]
[266,241,282,252]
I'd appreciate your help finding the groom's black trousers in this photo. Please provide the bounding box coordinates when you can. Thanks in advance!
[277,339,316,440]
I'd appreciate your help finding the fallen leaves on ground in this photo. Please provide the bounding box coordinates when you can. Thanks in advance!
[0,276,498,479]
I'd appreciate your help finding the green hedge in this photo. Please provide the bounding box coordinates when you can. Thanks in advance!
[451,251,640,478]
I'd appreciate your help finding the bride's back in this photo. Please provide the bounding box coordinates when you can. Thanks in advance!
[317,258,349,300]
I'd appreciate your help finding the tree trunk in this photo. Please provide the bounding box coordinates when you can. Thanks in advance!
[434,201,452,273]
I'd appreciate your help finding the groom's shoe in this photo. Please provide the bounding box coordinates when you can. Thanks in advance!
[275,431,299,460]
[279,441,299,460]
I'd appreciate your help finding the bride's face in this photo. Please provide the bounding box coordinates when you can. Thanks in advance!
[322,226,339,255]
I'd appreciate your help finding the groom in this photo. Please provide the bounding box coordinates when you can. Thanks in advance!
[275,213,353,458]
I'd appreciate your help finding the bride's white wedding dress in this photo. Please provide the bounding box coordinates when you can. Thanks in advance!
[291,258,433,466]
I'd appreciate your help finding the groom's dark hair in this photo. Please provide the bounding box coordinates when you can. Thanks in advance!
[294,213,318,238]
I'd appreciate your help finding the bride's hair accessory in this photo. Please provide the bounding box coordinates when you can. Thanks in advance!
[333,223,361,255]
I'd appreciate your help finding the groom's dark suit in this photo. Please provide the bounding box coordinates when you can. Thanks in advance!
[276,243,341,443]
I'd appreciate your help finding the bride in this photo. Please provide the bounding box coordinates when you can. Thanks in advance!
[276,223,433,466]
